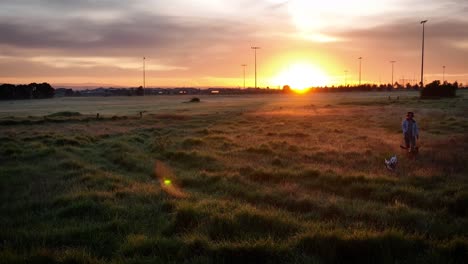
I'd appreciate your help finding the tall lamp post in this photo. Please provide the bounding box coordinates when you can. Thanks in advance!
[390,61,396,86]
[143,57,146,96]
[251,46,261,89]
[241,64,247,89]
[443,65,446,83]
[420,20,428,87]
[358,57,363,85]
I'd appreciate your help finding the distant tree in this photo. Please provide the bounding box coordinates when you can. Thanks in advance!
[57,88,74,97]
[0,84,15,100]
[16,84,32,99]
[282,85,292,93]
[64,89,74,96]
[394,82,404,89]
[0,82,54,100]
[136,86,144,96]
[421,80,457,98]
[32,83,54,99]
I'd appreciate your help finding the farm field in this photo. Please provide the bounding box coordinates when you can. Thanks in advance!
[1,91,467,263]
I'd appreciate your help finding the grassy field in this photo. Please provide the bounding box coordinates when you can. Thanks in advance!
[1,91,467,263]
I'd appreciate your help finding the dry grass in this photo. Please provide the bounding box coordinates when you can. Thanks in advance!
[154,160,188,199]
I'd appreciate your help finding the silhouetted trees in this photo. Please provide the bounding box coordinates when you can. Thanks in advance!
[307,83,420,93]
[55,88,75,97]
[5,81,460,99]
[420,80,458,98]
[136,87,144,96]
[0,83,54,100]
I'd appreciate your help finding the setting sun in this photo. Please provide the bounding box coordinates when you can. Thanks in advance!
[272,63,330,92]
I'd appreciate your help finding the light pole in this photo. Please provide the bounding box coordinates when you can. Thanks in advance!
[241,64,247,89]
[443,65,446,83]
[344,70,348,86]
[390,61,396,86]
[251,46,261,88]
[358,57,363,85]
[420,20,428,87]
[143,57,146,90]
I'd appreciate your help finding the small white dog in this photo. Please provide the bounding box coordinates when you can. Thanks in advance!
[385,155,398,171]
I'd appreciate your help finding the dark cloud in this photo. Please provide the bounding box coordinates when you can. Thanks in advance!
[0,0,129,12]
[0,0,287,55]
[325,19,468,83]
[337,19,468,41]
[331,18,468,58]
[0,1,291,76]
[1,0,467,85]
[0,14,248,51]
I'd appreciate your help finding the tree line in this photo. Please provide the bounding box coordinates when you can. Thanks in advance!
[0,81,461,100]
[283,80,461,97]
[284,83,422,93]
[0,83,55,100]
[420,80,458,98]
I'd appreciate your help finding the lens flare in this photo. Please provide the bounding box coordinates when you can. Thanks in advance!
[272,63,330,92]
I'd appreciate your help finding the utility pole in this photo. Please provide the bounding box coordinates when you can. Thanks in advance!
[443,65,446,83]
[390,61,396,87]
[251,47,261,89]
[420,20,428,87]
[241,64,247,89]
[143,57,146,94]
[358,57,363,85]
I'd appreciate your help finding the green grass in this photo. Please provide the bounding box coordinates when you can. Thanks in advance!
[1,91,467,263]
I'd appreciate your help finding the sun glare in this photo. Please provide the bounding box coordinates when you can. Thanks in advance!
[272,63,330,92]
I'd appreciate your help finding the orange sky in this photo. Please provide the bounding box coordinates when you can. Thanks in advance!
[1,0,467,88]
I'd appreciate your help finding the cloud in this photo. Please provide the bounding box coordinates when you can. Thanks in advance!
[0,0,292,79]
[452,40,468,50]
[334,19,468,49]
[0,15,227,49]
[28,56,187,71]
[0,0,467,86]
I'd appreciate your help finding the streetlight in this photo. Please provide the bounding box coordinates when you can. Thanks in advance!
[344,70,348,86]
[443,65,446,83]
[390,61,396,86]
[358,57,363,85]
[251,46,261,88]
[241,64,247,89]
[420,20,428,87]
[143,57,146,95]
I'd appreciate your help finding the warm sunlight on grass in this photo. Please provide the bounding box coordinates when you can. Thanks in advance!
[1,93,468,263]
[272,63,330,92]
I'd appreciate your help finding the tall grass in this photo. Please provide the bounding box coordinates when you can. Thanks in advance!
[1,91,467,263]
